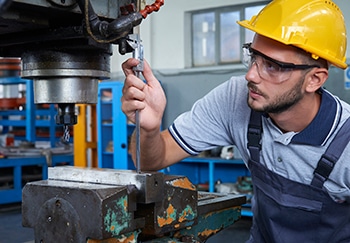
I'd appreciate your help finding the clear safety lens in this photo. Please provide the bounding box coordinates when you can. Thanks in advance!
[242,43,320,83]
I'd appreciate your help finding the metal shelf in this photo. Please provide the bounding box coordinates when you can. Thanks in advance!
[0,77,74,205]
[0,154,74,204]
[97,81,134,169]
[0,77,62,147]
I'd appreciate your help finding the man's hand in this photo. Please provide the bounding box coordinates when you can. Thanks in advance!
[121,58,166,132]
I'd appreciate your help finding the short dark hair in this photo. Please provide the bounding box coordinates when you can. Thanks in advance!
[293,45,329,69]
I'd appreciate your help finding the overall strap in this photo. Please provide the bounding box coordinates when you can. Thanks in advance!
[311,117,350,188]
[247,110,263,163]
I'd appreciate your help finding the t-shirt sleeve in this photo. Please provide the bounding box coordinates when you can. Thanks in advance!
[168,75,250,155]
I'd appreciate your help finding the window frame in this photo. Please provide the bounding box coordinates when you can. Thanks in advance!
[187,2,269,68]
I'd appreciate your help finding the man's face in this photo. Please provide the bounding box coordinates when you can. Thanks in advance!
[247,73,305,114]
[245,35,309,114]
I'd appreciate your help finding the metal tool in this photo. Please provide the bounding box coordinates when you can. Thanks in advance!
[127,33,144,173]
[62,125,70,144]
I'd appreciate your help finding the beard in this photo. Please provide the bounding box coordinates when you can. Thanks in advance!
[247,74,305,114]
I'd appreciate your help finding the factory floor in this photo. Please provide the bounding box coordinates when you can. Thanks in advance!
[0,203,252,243]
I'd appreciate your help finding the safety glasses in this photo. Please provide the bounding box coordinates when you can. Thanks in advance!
[242,43,320,83]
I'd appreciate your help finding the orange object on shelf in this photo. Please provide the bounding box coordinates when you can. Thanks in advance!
[0,57,21,77]
[0,98,18,109]
[0,97,28,109]
[0,58,24,109]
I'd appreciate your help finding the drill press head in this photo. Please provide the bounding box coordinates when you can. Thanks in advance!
[21,47,111,125]
[0,0,142,125]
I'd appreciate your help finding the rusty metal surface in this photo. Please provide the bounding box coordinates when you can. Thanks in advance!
[173,193,245,242]
[142,195,244,243]
[22,179,144,241]
[197,192,246,215]
[137,175,198,238]
[22,167,245,243]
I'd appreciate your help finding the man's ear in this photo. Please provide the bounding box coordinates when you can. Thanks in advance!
[305,68,328,92]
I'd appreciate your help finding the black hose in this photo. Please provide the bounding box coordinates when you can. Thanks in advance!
[76,0,142,43]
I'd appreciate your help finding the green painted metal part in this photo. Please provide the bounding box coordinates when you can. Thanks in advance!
[104,196,131,236]
[174,206,242,242]
[141,206,242,243]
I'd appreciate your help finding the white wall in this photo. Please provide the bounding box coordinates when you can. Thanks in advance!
[111,0,350,74]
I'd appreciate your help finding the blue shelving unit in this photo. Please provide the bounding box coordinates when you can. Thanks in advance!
[0,77,63,147]
[0,77,74,205]
[97,81,135,169]
[0,154,74,204]
[166,157,249,192]
[0,77,35,143]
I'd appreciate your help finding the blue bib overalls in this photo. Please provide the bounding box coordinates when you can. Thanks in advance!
[246,111,350,243]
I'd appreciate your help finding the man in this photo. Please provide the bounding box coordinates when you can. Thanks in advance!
[121,0,350,242]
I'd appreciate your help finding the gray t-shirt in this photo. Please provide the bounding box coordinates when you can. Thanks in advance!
[169,75,350,202]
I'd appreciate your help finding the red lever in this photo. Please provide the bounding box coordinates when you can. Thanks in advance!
[140,0,165,19]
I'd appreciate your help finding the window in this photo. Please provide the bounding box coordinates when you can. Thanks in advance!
[192,12,216,66]
[191,3,267,67]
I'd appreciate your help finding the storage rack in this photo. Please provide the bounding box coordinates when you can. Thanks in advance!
[0,154,74,204]
[0,77,63,147]
[0,76,74,204]
[97,81,135,169]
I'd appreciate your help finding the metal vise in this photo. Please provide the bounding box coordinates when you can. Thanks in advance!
[22,166,245,242]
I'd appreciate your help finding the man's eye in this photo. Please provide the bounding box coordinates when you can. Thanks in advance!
[263,59,280,73]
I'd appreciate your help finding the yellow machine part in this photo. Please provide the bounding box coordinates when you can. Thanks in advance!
[74,104,98,167]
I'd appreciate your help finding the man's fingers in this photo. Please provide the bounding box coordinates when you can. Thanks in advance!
[142,60,158,86]
[122,84,146,102]
[122,58,140,76]
[122,75,146,95]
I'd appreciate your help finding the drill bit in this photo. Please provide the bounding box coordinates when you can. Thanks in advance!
[62,125,70,144]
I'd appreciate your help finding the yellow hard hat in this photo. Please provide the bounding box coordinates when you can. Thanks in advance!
[237,0,347,69]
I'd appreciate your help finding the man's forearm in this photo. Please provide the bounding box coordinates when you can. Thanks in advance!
[129,128,166,171]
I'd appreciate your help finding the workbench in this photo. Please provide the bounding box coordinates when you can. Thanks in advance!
[0,154,73,204]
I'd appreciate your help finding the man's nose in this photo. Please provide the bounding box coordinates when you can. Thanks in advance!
[245,61,260,83]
